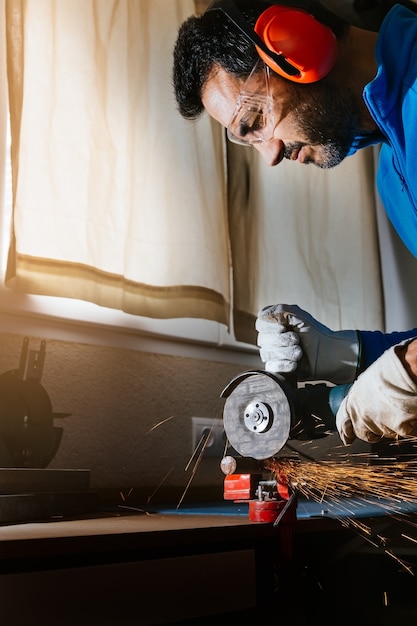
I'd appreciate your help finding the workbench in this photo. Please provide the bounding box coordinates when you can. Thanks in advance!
[1,498,417,625]
[0,506,294,625]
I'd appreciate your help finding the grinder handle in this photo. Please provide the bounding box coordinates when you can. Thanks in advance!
[329,383,353,416]
[291,382,353,440]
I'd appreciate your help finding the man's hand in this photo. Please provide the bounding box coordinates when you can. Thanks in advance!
[396,338,417,384]
[336,339,417,444]
[255,303,360,384]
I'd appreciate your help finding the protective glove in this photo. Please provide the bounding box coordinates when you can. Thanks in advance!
[255,304,361,384]
[336,339,417,444]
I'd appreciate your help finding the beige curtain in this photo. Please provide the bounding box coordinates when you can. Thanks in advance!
[3,0,384,344]
[228,144,383,344]
[4,0,230,325]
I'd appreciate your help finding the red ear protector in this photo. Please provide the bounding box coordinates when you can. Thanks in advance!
[207,0,338,83]
[255,4,337,82]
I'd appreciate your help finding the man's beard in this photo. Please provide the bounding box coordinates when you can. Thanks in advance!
[284,81,363,169]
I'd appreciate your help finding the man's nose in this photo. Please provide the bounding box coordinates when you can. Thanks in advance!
[253,138,284,166]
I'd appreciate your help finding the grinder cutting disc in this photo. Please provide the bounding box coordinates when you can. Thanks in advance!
[221,370,293,460]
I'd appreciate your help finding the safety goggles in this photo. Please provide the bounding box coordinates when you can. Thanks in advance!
[227,60,275,147]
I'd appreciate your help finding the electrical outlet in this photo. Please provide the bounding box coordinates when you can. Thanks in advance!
[191,417,227,458]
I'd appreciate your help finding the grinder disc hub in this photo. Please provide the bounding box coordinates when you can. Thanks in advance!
[244,401,271,433]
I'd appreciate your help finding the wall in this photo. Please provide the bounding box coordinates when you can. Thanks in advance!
[0,331,247,505]
[0,328,371,507]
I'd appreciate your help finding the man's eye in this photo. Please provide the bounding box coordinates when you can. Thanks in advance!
[238,112,263,137]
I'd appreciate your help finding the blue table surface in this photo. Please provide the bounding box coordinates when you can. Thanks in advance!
[154,497,417,520]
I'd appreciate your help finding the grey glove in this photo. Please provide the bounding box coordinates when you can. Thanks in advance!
[255,303,361,384]
[336,339,417,444]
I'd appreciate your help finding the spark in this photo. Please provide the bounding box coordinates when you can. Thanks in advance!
[146,467,174,504]
[118,505,149,514]
[178,415,225,509]
[267,457,417,504]
[222,436,229,458]
[177,438,208,510]
[266,456,417,574]
[185,432,206,472]
[384,550,414,575]
[145,415,174,435]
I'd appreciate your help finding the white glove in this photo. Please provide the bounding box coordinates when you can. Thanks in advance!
[255,303,360,384]
[336,340,417,444]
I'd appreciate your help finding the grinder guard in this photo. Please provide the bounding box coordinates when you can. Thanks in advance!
[221,370,350,460]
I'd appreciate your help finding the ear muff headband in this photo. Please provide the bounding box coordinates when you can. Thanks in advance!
[255,5,337,82]
[207,0,338,83]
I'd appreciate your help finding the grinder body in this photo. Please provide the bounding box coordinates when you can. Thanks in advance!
[221,370,351,460]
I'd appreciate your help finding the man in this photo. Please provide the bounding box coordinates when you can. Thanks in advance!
[172,0,417,445]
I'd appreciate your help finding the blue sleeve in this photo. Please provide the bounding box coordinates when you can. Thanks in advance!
[360,328,417,369]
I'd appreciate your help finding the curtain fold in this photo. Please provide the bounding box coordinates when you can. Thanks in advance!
[5,0,231,325]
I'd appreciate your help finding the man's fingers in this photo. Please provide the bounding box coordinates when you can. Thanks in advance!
[257,331,300,348]
[264,359,298,374]
[259,344,303,363]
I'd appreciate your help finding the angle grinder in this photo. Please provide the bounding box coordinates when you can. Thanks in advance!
[221,370,351,460]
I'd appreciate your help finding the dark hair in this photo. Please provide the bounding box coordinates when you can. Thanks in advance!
[172,0,349,119]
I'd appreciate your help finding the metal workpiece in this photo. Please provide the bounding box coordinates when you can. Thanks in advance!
[221,370,348,461]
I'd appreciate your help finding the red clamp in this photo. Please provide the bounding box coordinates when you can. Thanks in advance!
[224,473,296,524]
[223,473,261,501]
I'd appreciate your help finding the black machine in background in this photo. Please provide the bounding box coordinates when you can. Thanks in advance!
[0,338,69,468]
